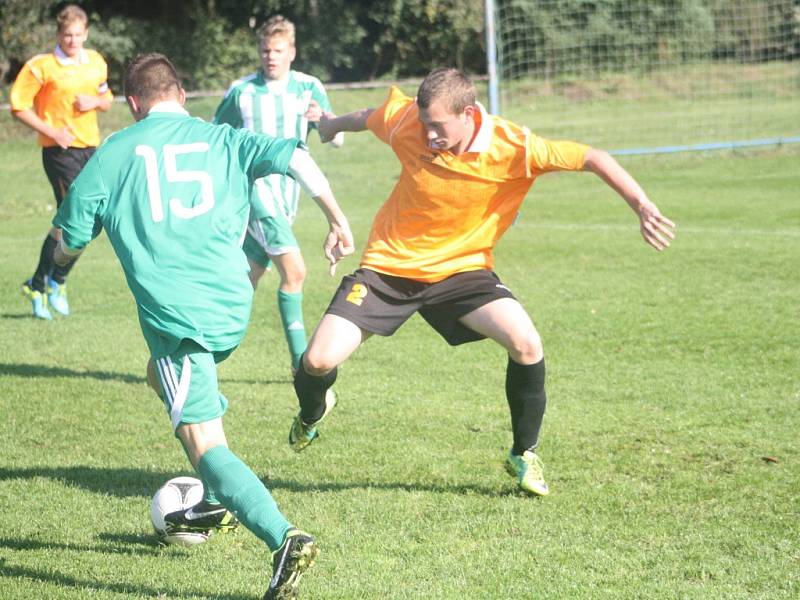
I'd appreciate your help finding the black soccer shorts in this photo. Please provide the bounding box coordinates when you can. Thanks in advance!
[41,146,95,206]
[325,268,517,346]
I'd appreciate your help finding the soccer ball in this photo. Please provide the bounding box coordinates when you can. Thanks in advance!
[150,476,209,546]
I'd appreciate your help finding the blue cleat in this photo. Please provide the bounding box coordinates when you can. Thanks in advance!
[46,277,70,316]
[21,280,53,320]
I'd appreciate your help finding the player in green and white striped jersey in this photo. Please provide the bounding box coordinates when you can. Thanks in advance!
[214,15,344,374]
[53,53,354,599]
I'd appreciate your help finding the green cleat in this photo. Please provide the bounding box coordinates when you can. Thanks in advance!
[506,449,550,496]
[46,277,70,316]
[264,529,319,600]
[21,280,53,320]
[288,389,336,453]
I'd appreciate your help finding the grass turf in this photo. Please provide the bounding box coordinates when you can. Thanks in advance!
[0,90,798,599]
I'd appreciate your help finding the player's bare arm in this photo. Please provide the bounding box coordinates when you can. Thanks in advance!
[12,109,75,149]
[582,148,676,251]
[74,93,112,113]
[317,198,354,275]
[318,108,375,143]
[287,147,355,274]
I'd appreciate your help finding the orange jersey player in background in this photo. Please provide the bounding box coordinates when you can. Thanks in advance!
[287,67,675,497]
[10,3,113,320]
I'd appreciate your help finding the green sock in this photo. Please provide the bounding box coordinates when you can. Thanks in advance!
[197,445,291,551]
[277,289,307,370]
[199,475,220,505]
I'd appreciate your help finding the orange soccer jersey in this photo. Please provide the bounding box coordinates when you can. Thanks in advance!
[362,86,589,282]
[10,46,112,148]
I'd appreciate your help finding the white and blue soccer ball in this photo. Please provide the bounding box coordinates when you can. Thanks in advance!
[150,476,209,546]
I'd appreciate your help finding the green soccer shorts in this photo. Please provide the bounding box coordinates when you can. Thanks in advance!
[243,213,300,269]
[152,339,235,433]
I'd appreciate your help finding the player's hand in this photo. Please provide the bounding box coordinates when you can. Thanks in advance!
[52,126,76,149]
[304,100,323,123]
[637,200,676,251]
[74,94,99,112]
[318,113,338,144]
[324,224,355,276]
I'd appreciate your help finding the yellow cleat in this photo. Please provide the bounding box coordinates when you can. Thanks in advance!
[506,449,550,496]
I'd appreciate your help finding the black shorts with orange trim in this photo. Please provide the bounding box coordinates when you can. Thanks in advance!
[42,146,95,206]
[325,268,517,346]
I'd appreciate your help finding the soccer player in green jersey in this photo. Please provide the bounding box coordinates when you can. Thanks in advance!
[214,15,344,374]
[53,53,354,599]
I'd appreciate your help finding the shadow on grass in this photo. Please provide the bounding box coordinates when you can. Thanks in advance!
[267,476,510,498]
[0,465,177,498]
[0,361,287,387]
[218,376,293,386]
[0,557,254,600]
[0,535,164,556]
[0,464,508,499]
[0,312,32,320]
[0,361,146,384]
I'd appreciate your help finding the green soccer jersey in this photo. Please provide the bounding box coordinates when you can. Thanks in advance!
[214,70,332,223]
[53,103,299,357]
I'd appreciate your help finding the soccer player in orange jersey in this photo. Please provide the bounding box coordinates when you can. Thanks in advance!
[288,68,675,496]
[10,4,113,320]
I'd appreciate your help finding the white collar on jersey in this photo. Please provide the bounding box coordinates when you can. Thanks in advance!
[464,101,493,154]
[148,101,189,115]
[55,44,89,65]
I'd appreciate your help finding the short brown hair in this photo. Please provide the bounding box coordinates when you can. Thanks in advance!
[257,15,295,46]
[417,68,476,115]
[123,53,182,104]
[56,4,88,31]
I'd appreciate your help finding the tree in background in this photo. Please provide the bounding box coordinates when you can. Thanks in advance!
[2,0,487,92]
[2,0,797,95]
[0,0,53,86]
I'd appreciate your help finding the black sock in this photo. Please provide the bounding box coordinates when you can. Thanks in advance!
[505,356,547,455]
[293,356,337,424]
[31,234,58,292]
[51,250,78,284]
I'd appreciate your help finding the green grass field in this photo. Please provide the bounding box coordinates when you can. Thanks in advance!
[1,89,798,599]
[499,62,800,150]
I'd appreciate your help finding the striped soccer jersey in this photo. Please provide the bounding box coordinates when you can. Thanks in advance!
[214,70,333,223]
[53,103,299,357]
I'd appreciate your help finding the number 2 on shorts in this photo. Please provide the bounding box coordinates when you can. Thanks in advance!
[346,283,368,306]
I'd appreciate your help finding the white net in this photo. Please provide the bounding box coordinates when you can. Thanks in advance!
[492,0,800,153]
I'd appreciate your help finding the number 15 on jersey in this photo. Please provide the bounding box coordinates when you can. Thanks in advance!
[136,143,216,222]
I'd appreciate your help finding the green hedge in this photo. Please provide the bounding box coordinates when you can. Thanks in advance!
[1,0,797,94]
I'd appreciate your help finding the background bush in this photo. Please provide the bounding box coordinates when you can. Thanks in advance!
[1,0,798,95]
